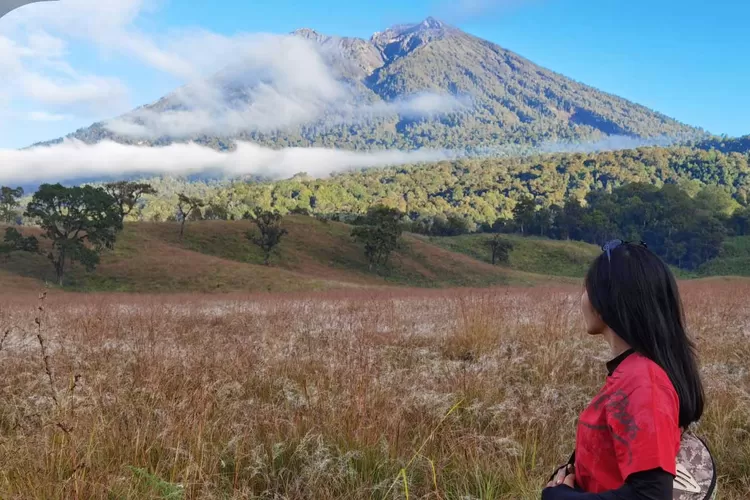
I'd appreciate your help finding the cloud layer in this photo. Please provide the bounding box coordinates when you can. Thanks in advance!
[0,140,453,185]
[0,134,685,187]
[538,134,679,154]
[103,34,467,140]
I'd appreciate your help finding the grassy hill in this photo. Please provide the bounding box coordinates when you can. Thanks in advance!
[424,233,601,277]
[5,218,750,293]
[0,217,589,293]
[698,236,750,277]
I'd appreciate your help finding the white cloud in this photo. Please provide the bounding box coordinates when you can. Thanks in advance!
[365,92,470,119]
[27,110,68,121]
[103,34,346,138]
[0,28,129,117]
[0,140,453,185]
[21,72,128,113]
[3,0,145,36]
[24,29,66,58]
[0,0,147,123]
[2,0,466,145]
[0,135,694,187]
[538,135,680,154]
[103,33,467,140]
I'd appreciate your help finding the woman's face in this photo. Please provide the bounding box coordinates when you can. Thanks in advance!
[581,287,606,336]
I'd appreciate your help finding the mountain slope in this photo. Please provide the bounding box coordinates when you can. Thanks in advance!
[41,18,699,151]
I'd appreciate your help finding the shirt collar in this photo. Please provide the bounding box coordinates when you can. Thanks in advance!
[606,348,636,376]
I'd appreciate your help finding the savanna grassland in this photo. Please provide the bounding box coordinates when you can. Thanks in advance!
[0,281,748,500]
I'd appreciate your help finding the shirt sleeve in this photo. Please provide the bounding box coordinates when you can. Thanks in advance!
[604,379,680,479]
[541,468,673,500]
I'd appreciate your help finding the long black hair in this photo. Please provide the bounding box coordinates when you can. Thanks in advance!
[585,242,704,428]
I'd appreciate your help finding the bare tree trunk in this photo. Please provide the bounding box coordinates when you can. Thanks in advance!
[180,219,186,239]
[55,248,65,287]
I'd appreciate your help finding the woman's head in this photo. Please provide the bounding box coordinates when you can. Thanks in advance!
[583,240,704,428]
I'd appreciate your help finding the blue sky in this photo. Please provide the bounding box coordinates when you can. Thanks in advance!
[0,0,748,149]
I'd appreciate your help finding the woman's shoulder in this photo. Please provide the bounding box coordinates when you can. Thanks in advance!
[605,353,680,425]
[611,352,677,394]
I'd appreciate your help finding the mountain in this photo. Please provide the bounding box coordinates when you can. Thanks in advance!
[39,18,701,151]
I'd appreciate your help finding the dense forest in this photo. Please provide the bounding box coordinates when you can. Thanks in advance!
[112,139,749,225]
[489,182,740,270]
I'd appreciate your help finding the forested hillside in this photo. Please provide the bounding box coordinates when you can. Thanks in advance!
[114,142,750,224]
[9,140,729,271]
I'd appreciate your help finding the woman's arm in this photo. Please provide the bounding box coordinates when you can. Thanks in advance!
[541,468,673,500]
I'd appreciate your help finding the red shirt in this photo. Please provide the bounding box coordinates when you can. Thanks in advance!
[575,351,681,493]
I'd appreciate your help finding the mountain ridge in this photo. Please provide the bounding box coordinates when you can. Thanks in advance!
[33,18,702,152]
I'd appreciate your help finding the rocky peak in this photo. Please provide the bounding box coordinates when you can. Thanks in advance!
[370,17,453,63]
[418,17,447,30]
[291,28,330,44]
[291,28,384,80]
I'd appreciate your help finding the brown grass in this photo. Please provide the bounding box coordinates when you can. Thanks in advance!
[0,282,748,499]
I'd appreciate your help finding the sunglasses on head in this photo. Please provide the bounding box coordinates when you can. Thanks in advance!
[602,239,648,262]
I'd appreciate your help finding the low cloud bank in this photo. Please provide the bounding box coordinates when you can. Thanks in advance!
[0,140,453,185]
[0,134,692,187]
[538,134,680,154]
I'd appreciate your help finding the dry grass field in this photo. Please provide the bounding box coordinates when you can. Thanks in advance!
[0,281,748,499]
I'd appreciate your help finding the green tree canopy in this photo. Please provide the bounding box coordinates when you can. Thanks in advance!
[247,210,288,265]
[104,181,157,222]
[351,206,404,272]
[176,194,205,239]
[487,235,513,265]
[25,184,122,286]
[0,186,23,224]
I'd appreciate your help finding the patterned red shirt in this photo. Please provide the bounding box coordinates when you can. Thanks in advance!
[575,351,681,493]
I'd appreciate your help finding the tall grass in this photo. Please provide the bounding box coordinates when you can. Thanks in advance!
[0,283,748,499]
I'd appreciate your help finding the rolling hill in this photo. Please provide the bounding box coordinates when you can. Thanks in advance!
[0,217,593,293]
[5,217,750,294]
[39,18,700,152]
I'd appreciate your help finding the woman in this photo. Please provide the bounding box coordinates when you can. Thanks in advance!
[542,240,705,499]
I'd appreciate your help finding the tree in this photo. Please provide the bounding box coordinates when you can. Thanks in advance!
[351,206,404,271]
[728,207,750,236]
[104,181,157,223]
[512,196,536,235]
[442,214,472,236]
[487,235,514,265]
[247,210,288,265]
[694,185,740,217]
[0,186,23,224]
[490,218,513,234]
[1,227,39,254]
[532,207,553,237]
[176,194,205,239]
[680,215,726,270]
[24,184,121,286]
